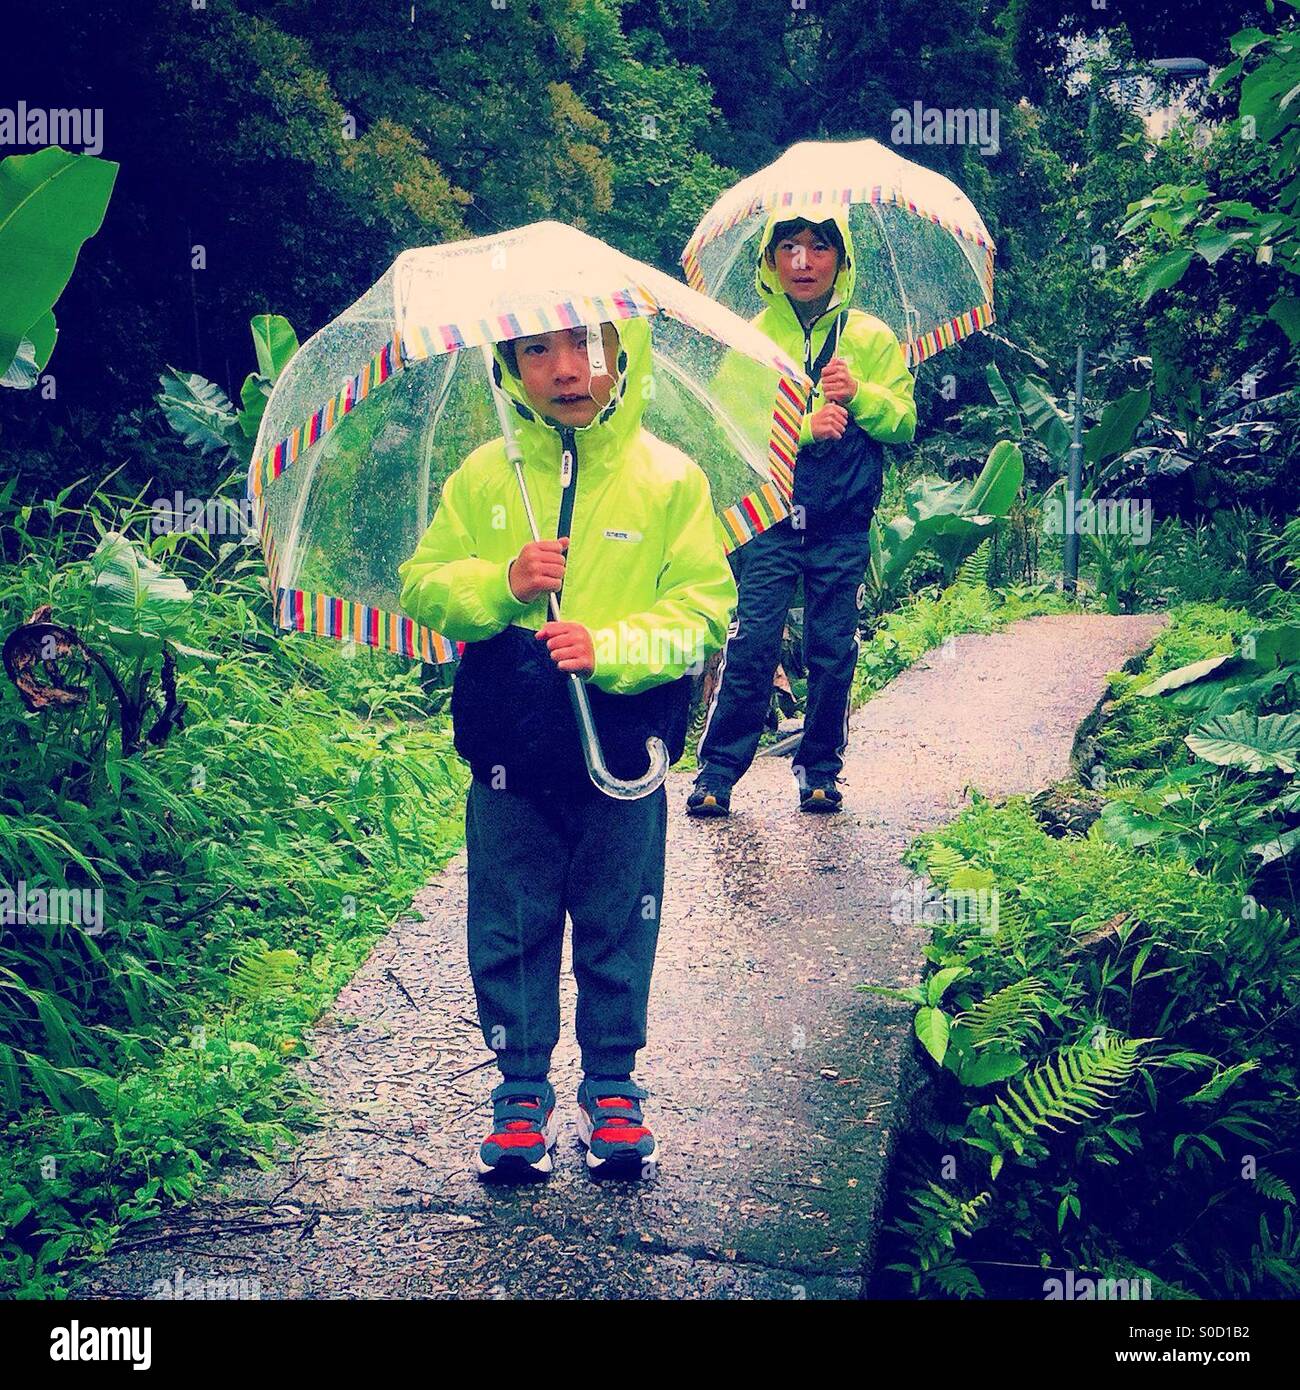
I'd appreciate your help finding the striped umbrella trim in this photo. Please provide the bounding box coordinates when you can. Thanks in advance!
[273,586,459,664]
[251,337,401,498]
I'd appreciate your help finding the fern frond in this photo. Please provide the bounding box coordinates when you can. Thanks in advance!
[1105,766,1165,791]
[955,977,1048,1048]
[926,843,969,886]
[1255,1169,1296,1205]
[990,1037,1145,1147]
[1184,1059,1260,1105]
[893,1181,992,1276]
[929,1259,985,1298]
[229,942,300,1001]
[956,539,992,589]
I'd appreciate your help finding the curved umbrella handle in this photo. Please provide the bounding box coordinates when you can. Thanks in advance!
[479,346,669,802]
[565,673,670,800]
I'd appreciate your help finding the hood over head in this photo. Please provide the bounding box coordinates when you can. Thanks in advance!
[754,207,857,323]
[489,314,653,467]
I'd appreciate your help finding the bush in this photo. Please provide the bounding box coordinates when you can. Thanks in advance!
[0,479,465,1294]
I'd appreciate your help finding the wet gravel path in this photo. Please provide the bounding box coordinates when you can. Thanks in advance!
[78,612,1164,1300]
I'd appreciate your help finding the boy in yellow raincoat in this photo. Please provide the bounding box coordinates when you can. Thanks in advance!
[399,317,735,1180]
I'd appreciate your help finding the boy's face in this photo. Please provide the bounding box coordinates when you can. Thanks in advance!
[513,323,620,428]
[772,227,840,305]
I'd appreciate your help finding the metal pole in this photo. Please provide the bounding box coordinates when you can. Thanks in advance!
[1064,84,1097,597]
[1063,340,1086,594]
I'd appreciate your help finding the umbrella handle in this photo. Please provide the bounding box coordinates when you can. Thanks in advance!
[479,346,669,802]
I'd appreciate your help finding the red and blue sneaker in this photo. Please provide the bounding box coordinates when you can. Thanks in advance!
[473,1079,559,1181]
[576,1078,658,1178]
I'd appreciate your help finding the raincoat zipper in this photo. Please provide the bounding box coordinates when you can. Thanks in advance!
[555,426,579,611]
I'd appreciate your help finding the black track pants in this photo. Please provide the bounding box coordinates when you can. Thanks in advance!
[696,519,870,789]
[464,775,666,1079]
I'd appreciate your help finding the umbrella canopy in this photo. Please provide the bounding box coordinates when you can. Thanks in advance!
[246,221,809,661]
[681,138,996,367]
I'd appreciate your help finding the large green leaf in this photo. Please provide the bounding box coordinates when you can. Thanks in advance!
[250,313,299,382]
[965,441,1024,515]
[1139,654,1236,696]
[1012,375,1072,462]
[985,363,1022,435]
[1100,799,1173,849]
[1084,389,1151,464]
[1248,625,1300,670]
[1186,712,1300,773]
[915,1007,950,1065]
[1250,826,1300,868]
[237,372,271,441]
[0,148,117,379]
[157,368,242,455]
[1167,665,1297,717]
[89,532,193,659]
[1268,296,1300,346]
[1139,248,1194,304]
[870,442,1024,588]
[26,310,58,370]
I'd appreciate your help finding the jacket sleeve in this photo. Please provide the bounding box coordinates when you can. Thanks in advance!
[841,316,916,443]
[396,464,529,642]
[586,464,738,697]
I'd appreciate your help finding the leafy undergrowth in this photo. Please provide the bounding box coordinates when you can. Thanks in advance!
[0,486,466,1296]
[872,601,1300,1299]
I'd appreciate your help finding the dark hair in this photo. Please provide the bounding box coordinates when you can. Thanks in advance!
[765,217,846,266]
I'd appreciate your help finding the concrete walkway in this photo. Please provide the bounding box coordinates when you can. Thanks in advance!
[78,612,1164,1300]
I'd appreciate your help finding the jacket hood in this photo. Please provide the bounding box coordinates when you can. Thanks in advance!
[489,315,652,469]
[754,207,857,327]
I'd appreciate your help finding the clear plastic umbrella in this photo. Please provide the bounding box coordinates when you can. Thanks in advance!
[681,138,996,367]
[244,221,808,794]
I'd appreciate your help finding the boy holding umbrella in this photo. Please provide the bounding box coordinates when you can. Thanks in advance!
[689,210,916,816]
[399,316,736,1180]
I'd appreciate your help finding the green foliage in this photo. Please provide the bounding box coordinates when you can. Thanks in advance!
[1187,711,1300,773]
[881,590,1300,1299]
[158,313,301,465]
[0,480,465,1294]
[156,371,244,458]
[972,1039,1146,1178]
[0,147,117,385]
[1082,529,1158,615]
[869,440,1025,595]
[1097,606,1300,875]
[1116,7,1300,516]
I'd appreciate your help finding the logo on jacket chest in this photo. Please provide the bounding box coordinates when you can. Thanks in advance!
[602,528,643,543]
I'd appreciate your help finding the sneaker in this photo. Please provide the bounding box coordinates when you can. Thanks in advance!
[686,780,731,818]
[473,1079,559,1181]
[799,781,843,813]
[576,1079,658,1177]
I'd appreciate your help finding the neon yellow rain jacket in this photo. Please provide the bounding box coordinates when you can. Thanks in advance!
[396,317,737,789]
[714,208,917,531]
